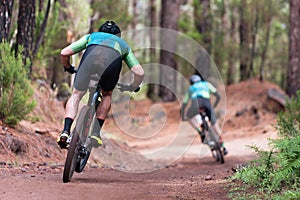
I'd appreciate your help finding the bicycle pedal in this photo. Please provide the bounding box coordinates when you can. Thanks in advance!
[66,135,72,144]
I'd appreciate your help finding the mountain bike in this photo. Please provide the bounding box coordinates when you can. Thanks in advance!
[199,108,225,164]
[62,76,135,183]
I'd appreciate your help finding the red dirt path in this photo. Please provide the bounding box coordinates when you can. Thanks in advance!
[0,79,282,199]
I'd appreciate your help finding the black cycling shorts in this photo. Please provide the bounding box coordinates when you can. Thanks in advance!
[187,97,217,125]
[74,45,122,92]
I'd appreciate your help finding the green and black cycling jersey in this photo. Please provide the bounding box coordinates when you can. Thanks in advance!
[69,32,140,68]
[182,81,219,124]
[183,81,217,104]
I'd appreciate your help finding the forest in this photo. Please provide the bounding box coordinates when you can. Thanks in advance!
[0,0,300,199]
[1,0,300,101]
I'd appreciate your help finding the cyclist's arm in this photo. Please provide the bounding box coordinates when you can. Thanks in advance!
[131,65,144,88]
[124,49,144,88]
[60,35,89,68]
[61,46,74,68]
[181,91,190,119]
[212,92,220,108]
[207,82,220,108]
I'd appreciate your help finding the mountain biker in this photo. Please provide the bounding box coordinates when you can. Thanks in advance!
[181,74,228,155]
[57,21,144,149]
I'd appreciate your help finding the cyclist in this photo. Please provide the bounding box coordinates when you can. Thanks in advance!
[57,21,144,149]
[181,74,228,155]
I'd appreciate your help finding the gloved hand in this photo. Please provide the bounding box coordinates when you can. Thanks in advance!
[64,65,77,74]
[130,85,140,93]
[117,83,140,93]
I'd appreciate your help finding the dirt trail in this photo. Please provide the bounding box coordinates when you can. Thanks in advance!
[0,156,249,200]
[0,79,281,199]
[0,132,269,200]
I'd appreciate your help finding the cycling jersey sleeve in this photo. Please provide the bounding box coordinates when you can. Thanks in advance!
[207,82,217,93]
[123,49,140,69]
[183,91,190,104]
[69,34,90,53]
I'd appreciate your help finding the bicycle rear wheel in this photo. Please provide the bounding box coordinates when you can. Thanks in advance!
[206,128,224,164]
[211,143,224,164]
[63,131,79,183]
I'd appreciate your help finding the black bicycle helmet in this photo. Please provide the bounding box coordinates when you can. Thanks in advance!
[98,21,121,37]
[189,74,202,85]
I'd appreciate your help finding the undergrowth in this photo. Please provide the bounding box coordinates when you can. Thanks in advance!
[0,42,36,127]
[229,91,300,200]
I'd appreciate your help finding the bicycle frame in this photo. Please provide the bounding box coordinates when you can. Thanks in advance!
[79,79,101,140]
[199,108,224,164]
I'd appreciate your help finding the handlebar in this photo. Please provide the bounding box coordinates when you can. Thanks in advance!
[116,83,140,93]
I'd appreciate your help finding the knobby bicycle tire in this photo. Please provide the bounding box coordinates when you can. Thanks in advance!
[206,128,225,164]
[75,106,94,173]
[63,131,79,183]
[62,106,90,182]
[212,143,224,164]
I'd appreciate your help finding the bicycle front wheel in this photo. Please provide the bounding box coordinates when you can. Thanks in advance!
[74,106,94,173]
[63,131,80,183]
[211,143,224,164]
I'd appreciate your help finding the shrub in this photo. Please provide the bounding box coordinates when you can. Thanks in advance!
[0,42,36,127]
[230,91,300,199]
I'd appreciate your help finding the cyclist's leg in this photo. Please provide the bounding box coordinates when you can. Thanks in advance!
[58,48,94,148]
[203,101,219,135]
[198,98,213,124]
[90,47,122,146]
[95,56,122,127]
[65,89,86,122]
[188,114,206,142]
[188,114,202,130]
[187,100,205,142]
[58,89,87,147]
[196,97,207,131]
[199,98,219,133]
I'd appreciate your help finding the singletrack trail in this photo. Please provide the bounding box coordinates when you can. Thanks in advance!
[0,79,280,199]
[0,122,276,200]
[0,152,257,200]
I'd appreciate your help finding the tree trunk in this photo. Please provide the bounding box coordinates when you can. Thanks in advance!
[194,0,212,54]
[131,0,138,40]
[193,0,212,78]
[159,0,180,102]
[147,0,158,99]
[287,0,300,97]
[239,0,251,81]
[51,0,68,90]
[16,0,36,71]
[0,0,14,42]
[38,0,44,12]
[226,1,238,85]
[249,3,259,77]
[259,0,272,82]
[88,0,98,33]
[33,0,51,56]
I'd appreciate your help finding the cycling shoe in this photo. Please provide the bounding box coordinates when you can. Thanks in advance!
[90,135,102,148]
[57,131,70,149]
